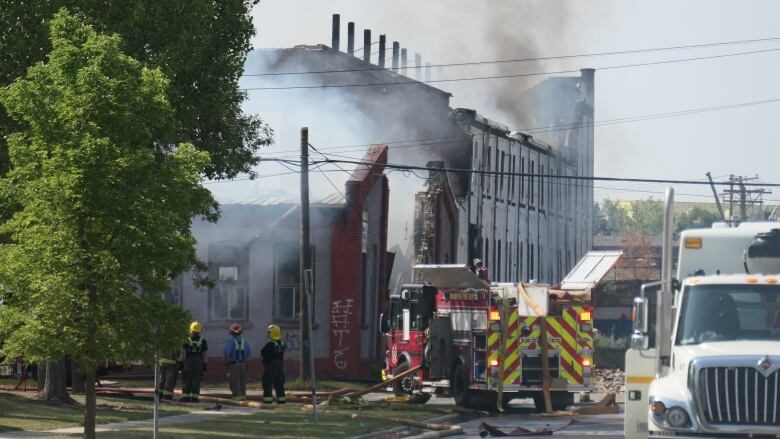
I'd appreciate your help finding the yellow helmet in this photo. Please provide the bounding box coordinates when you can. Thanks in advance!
[267,324,282,341]
[189,321,202,334]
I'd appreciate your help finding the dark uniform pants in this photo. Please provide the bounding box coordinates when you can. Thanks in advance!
[159,364,178,399]
[262,360,286,403]
[228,362,247,400]
[183,357,204,401]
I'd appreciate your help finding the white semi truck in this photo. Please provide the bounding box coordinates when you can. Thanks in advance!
[625,188,780,438]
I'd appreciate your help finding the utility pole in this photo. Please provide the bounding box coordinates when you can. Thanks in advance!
[300,127,312,381]
[705,172,726,222]
[720,174,771,223]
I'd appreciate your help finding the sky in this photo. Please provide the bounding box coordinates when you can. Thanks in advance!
[208,0,780,208]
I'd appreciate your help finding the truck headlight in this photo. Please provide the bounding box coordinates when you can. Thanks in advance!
[666,407,691,428]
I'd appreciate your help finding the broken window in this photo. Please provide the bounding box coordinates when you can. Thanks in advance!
[274,242,315,321]
[208,243,248,321]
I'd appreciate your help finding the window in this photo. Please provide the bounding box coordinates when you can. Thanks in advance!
[484,239,489,269]
[508,242,512,281]
[486,146,492,194]
[520,157,525,203]
[530,161,535,206]
[494,147,500,198]
[163,276,183,305]
[497,240,502,281]
[208,244,248,321]
[530,243,535,280]
[273,243,316,321]
[492,240,496,278]
[511,156,516,201]
[540,165,545,207]
[361,244,379,326]
[500,152,505,200]
[518,241,523,281]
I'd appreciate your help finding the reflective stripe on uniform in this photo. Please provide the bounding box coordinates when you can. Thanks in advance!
[263,397,273,403]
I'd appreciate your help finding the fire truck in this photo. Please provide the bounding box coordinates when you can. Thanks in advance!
[380,251,621,410]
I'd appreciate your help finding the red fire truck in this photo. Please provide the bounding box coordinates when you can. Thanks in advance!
[380,251,621,410]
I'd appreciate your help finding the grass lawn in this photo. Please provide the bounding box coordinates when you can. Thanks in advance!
[0,391,196,433]
[53,403,455,439]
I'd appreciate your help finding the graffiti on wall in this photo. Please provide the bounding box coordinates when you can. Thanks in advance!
[331,299,353,370]
[284,331,300,352]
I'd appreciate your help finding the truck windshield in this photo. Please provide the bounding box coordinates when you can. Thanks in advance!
[676,284,780,345]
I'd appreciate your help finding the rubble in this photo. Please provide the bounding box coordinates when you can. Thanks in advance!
[592,368,624,394]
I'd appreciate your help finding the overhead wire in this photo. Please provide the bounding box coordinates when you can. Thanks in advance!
[242,47,780,90]
[243,35,780,77]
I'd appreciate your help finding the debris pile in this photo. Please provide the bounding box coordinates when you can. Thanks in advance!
[592,368,624,394]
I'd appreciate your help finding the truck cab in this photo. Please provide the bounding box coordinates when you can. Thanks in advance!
[625,190,780,438]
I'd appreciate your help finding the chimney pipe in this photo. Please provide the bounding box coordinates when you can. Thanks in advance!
[363,29,371,63]
[425,62,431,82]
[414,53,422,80]
[378,35,386,68]
[347,22,355,56]
[401,48,408,76]
[392,42,400,70]
[331,14,340,52]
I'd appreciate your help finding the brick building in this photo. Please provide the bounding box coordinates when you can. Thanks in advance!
[180,146,389,379]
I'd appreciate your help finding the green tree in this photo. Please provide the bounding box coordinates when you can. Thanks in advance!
[630,198,664,236]
[0,11,217,438]
[0,0,271,180]
[676,206,720,233]
[600,199,631,235]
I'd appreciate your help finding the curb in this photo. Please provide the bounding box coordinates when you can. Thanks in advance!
[349,413,460,439]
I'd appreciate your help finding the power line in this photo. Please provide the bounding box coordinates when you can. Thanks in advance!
[242,47,780,90]
[310,158,780,188]
[244,36,780,77]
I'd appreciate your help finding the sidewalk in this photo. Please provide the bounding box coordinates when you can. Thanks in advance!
[0,406,261,438]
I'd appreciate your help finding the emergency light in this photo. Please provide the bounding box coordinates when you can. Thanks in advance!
[489,309,501,321]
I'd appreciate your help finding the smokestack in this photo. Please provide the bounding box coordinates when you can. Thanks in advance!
[425,62,431,82]
[347,22,355,56]
[401,48,407,76]
[392,42,400,70]
[363,29,371,63]
[331,14,340,52]
[378,35,386,69]
[414,53,421,80]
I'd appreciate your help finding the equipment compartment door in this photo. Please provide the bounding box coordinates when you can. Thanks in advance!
[428,315,453,380]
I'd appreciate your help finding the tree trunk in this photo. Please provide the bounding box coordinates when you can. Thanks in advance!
[35,360,70,402]
[84,366,96,439]
[54,359,68,402]
[71,360,85,394]
[35,361,54,400]
[36,362,47,392]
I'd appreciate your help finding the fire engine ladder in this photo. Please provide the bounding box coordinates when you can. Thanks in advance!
[415,185,440,266]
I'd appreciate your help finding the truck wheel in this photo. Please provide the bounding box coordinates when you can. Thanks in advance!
[392,362,429,403]
[452,364,470,407]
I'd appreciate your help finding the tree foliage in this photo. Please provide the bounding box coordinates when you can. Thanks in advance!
[594,198,663,236]
[675,206,720,233]
[0,0,271,180]
[0,10,218,435]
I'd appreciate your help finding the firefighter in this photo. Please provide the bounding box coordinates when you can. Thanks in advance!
[223,323,250,400]
[182,321,208,402]
[261,324,286,404]
[158,350,180,400]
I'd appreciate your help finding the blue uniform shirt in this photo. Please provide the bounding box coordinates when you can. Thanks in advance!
[223,335,251,362]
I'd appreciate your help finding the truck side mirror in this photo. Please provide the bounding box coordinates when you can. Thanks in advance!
[379,313,390,334]
[631,297,649,350]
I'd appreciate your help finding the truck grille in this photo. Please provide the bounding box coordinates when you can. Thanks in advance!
[697,366,780,426]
